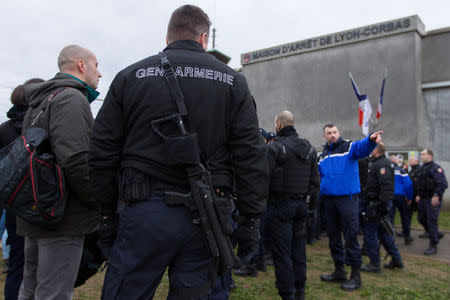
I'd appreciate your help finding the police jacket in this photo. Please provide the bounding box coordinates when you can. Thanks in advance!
[392,164,413,199]
[409,165,420,197]
[267,126,319,209]
[364,155,394,204]
[416,161,448,198]
[89,40,268,217]
[318,136,376,196]
[18,74,98,238]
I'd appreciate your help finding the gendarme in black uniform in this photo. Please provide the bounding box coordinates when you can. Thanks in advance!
[266,125,319,300]
[362,154,403,271]
[89,40,268,299]
[416,161,448,252]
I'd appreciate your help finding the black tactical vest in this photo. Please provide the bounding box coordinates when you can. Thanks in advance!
[270,137,313,196]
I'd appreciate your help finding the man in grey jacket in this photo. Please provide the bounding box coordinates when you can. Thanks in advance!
[18,45,101,300]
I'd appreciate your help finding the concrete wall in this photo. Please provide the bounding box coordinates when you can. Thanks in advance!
[243,32,421,149]
[422,29,450,83]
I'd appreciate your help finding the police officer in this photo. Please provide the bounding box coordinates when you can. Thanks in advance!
[361,143,404,273]
[408,156,422,230]
[389,156,414,245]
[89,5,268,299]
[266,111,319,300]
[416,149,448,255]
[319,123,383,291]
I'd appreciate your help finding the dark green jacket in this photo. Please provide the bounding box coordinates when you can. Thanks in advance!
[18,73,98,238]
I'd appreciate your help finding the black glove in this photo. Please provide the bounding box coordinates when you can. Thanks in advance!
[232,216,260,268]
[97,214,117,260]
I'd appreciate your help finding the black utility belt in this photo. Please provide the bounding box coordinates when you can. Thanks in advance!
[118,169,189,204]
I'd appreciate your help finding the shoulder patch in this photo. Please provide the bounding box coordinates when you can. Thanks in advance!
[437,168,443,173]
[380,168,386,175]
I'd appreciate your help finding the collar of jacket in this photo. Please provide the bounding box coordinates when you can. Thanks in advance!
[62,74,99,103]
[164,40,206,53]
[372,154,386,162]
[323,137,344,150]
[423,161,434,167]
[277,125,298,138]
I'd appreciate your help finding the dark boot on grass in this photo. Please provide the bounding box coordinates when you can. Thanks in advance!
[419,232,429,238]
[320,264,347,282]
[361,263,380,273]
[341,267,361,291]
[424,244,437,255]
[404,235,414,245]
[233,264,258,277]
[384,259,404,269]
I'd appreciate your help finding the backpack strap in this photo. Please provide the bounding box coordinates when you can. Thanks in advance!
[31,87,70,127]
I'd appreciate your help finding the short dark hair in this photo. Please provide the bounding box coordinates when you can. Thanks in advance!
[424,148,434,157]
[167,5,211,43]
[323,123,336,132]
[11,78,44,106]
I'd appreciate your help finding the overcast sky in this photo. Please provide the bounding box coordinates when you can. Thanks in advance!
[1,0,449,123]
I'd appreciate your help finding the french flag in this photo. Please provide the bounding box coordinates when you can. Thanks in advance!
[349,73,372,135]
[377,69,387,119]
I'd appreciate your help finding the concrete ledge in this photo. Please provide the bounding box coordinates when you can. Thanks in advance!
[421,81,450,89]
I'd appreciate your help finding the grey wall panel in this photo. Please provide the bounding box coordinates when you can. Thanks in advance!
[243,32,420,149]
[422,31,450,83]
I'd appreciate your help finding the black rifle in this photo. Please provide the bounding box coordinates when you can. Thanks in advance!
[151,52,236,274]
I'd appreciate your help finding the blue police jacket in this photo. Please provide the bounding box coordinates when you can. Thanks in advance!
[318,136,376,196]
[393,164,414,199]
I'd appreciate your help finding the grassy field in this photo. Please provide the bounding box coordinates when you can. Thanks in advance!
[0,211,448,299]
[71,239,450,299]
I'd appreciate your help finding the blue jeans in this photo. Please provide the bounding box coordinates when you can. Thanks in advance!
[102,197,214,300]
[324,195,362,268]
[267,199,309,298]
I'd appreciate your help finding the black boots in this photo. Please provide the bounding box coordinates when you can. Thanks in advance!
[320,264,347,282]
[341,268,361,291]
[424,244,437,255]
[233,264,258,277]
[384,259,404,269]
[404,235,414,245]
[419,232,430,238]
[282,290,305,300]
[361,263,381,273]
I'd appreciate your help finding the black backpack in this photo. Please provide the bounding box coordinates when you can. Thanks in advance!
[0,127,67,229]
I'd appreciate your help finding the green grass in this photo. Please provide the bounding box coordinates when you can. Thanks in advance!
[0,212,448,299]
[393,210,450,231]
[2,238,446,300]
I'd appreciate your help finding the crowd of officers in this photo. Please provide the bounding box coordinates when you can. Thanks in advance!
[0,4,448,300]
